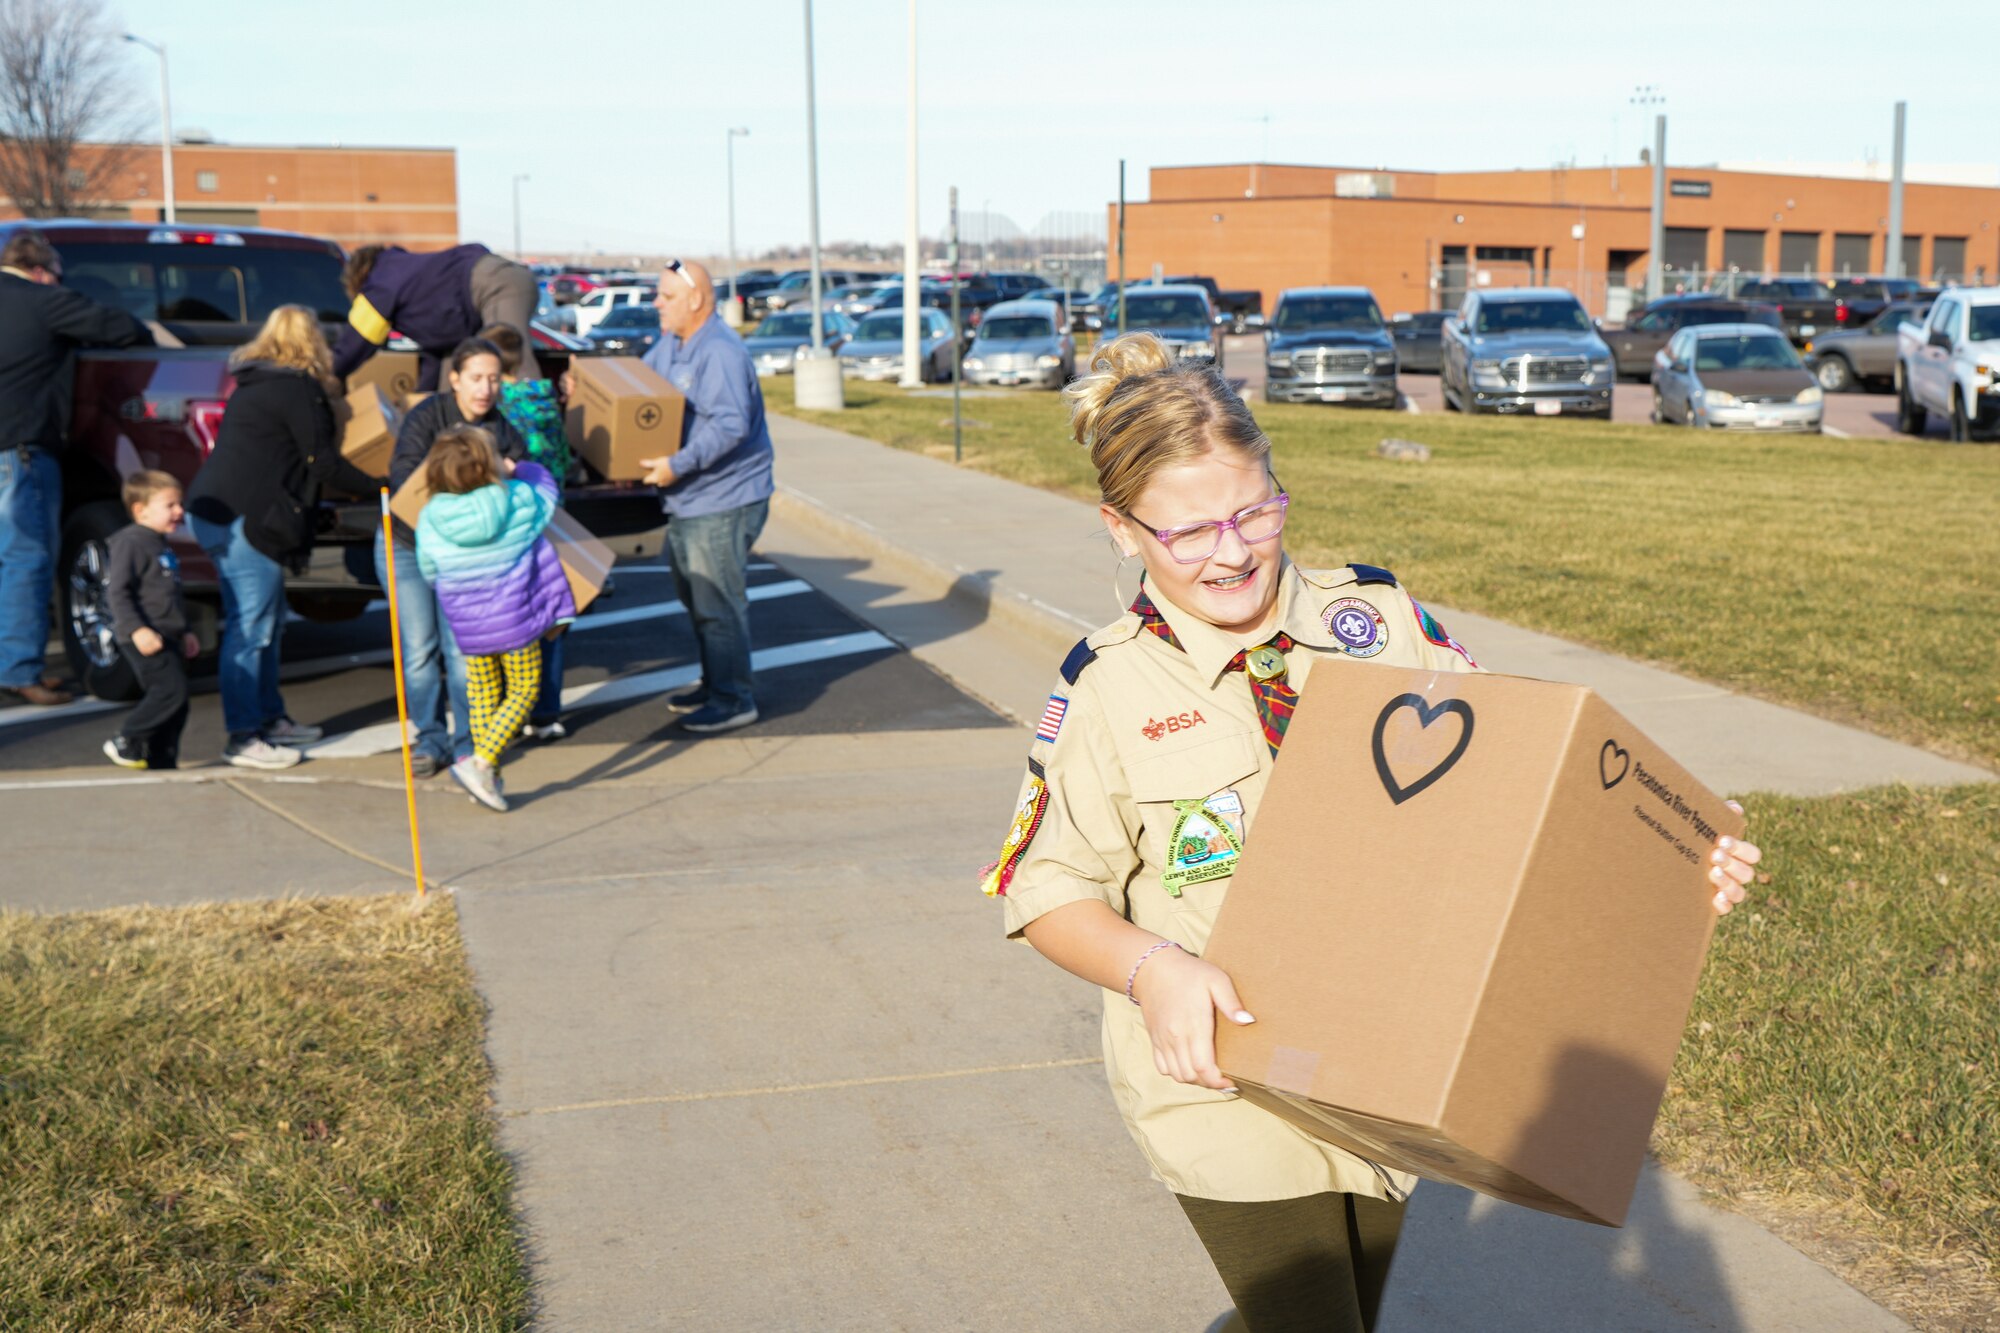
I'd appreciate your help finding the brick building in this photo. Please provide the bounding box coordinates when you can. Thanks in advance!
[1115,163,2000,320]
[0,141,458,251]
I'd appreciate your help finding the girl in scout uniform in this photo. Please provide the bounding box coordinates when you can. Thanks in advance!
[984,333,1762,1332]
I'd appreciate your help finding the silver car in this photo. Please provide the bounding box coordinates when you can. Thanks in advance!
[743,310,855,375]
[1650,324,1823,432]
[962,299,1075,389]
[839,306,957,382]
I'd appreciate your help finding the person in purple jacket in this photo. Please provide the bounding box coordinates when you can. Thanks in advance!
[414,425,575,812]
[333,243,540,391]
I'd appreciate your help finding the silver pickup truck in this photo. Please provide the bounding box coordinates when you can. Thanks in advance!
[1440,288,1615,419]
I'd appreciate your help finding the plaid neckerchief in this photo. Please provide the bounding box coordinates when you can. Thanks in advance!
[1131,587,1297,756]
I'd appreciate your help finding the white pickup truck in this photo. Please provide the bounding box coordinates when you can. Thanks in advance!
[1896,288,2000,441]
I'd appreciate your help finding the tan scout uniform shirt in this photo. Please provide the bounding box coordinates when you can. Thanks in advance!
[994,559,1480,1202]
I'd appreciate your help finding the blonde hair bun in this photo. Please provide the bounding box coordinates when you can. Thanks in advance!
[1060,331,1269,512]
[1063,331,1174,448]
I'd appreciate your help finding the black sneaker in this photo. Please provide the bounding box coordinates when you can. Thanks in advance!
[522,720,567,742]
[679,702,759,734]
[410,751,445,779]
[665,687,710,715]
[146,746,179,771]
[103,736,147,769]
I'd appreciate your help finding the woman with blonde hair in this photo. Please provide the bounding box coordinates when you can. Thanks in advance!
[985,332,1764,1330]
[186,303,377,769]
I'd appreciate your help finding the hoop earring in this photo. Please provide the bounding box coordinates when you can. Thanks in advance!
[1111,550,1142,616]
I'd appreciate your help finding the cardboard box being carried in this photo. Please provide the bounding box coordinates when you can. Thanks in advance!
[338,385,401,481]
[564,356,684,481]
[348,350,421,410]
[389,471,611,616]
[1207,667,1744,1228]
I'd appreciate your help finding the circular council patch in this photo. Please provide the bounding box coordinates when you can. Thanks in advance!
[1322,597,1388,658]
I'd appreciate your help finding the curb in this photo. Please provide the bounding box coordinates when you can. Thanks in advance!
[771,486,1095,659]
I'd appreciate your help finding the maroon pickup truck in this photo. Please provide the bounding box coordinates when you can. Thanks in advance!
[3,220,665,700]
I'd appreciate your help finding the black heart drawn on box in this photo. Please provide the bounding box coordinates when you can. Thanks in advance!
[1600,739,1630,790]
[1371,693,1476,806]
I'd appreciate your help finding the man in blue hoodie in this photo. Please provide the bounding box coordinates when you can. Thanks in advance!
[332,243,540,391]
[638,259,774,735]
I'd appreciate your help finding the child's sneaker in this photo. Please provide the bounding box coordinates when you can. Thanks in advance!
[224,736,303,770]
[262,716,323,745]
[102,736,147,769]
[450,756,509,812]
[522,720,567,743]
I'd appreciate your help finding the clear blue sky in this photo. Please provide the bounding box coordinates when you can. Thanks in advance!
[117,0,1992,257]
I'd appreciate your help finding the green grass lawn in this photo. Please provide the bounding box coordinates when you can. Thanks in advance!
[1660,782,1999,1326]
[0,895,526,1332]
[768,377,2000,768]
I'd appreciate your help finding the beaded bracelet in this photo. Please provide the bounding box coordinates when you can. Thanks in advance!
[1126,939,1184,1005]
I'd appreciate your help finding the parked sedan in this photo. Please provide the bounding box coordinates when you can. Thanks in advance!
[1651,324,1822,432]
[1803,300,1931,392]
[583,304,662,355]
[743,309,855,375]
[839,307,957,382]
[1389,311,1448,372]
[962,299,1074,388]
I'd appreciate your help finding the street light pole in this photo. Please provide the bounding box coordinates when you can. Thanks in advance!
[792,0,843,409]
[123,34,174,224]
[899,0,922,388]
[727,127,750,309]
[1631,84,1665,301]
[511,174,528,257]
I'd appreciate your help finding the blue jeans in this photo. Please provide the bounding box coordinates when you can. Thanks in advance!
[187,512,289,739]
[531,630,565,725]
[374,529,468,763]
[0,447,62,687]
[665,498,769,710]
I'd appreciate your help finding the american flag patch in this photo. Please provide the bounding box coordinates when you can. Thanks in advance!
[1036,695,1068,743]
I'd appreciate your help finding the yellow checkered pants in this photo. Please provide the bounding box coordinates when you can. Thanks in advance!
[464,644,543,767]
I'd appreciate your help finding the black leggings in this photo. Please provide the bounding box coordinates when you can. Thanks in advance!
[1176,1191,1405,1333]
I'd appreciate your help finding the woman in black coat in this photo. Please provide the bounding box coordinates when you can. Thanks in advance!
[186,304,375,770]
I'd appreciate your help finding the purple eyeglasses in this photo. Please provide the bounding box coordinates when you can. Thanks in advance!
[1126,492,1290,564]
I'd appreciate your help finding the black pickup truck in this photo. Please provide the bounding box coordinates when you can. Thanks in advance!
[6,219,666,700]
[1161,274,1263,334]
[1719,277,1838,347]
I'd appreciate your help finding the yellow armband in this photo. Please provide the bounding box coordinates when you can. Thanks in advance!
[348,294,391,346]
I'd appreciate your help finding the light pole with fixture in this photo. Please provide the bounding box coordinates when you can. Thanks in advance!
[511,174,529,258]
[727,127,749,309]
[122,34,174,224]
[792,0,843,409]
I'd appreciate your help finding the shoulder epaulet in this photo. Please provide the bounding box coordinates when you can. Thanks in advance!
[1348,563,1398,587]
[1059,638,1097,685]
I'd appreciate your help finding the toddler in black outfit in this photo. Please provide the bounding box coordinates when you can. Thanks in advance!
[103,470,199,769]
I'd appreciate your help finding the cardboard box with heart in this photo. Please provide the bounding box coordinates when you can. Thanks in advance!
[1206,666,1743,1227]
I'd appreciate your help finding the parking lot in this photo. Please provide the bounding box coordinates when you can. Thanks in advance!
[0,556,1007,779]
[1216,333,1941,439]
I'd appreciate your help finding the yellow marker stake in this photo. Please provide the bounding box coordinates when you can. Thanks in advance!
[380,489,427,902]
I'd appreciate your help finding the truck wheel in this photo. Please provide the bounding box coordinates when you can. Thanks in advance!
[1895,376,1927,435]
[1650,393,1664,425]
[1815,356,1853,394]
[1950,391,1970,443]
[58,501,140,702]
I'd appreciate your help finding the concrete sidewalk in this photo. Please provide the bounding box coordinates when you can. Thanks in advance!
[766,411,1991,796]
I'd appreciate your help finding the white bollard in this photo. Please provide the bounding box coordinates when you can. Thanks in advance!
[721,295,746,329]
[794,346,845,410]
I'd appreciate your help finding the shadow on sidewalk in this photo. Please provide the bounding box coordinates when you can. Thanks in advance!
[1379,1045,1742,1331]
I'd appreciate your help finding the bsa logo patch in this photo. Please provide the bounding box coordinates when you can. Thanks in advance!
[1142,710,1207,742]
[1323,596,1388,659]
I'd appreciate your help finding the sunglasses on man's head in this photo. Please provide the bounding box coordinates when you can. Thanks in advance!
[664,259,696,290]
